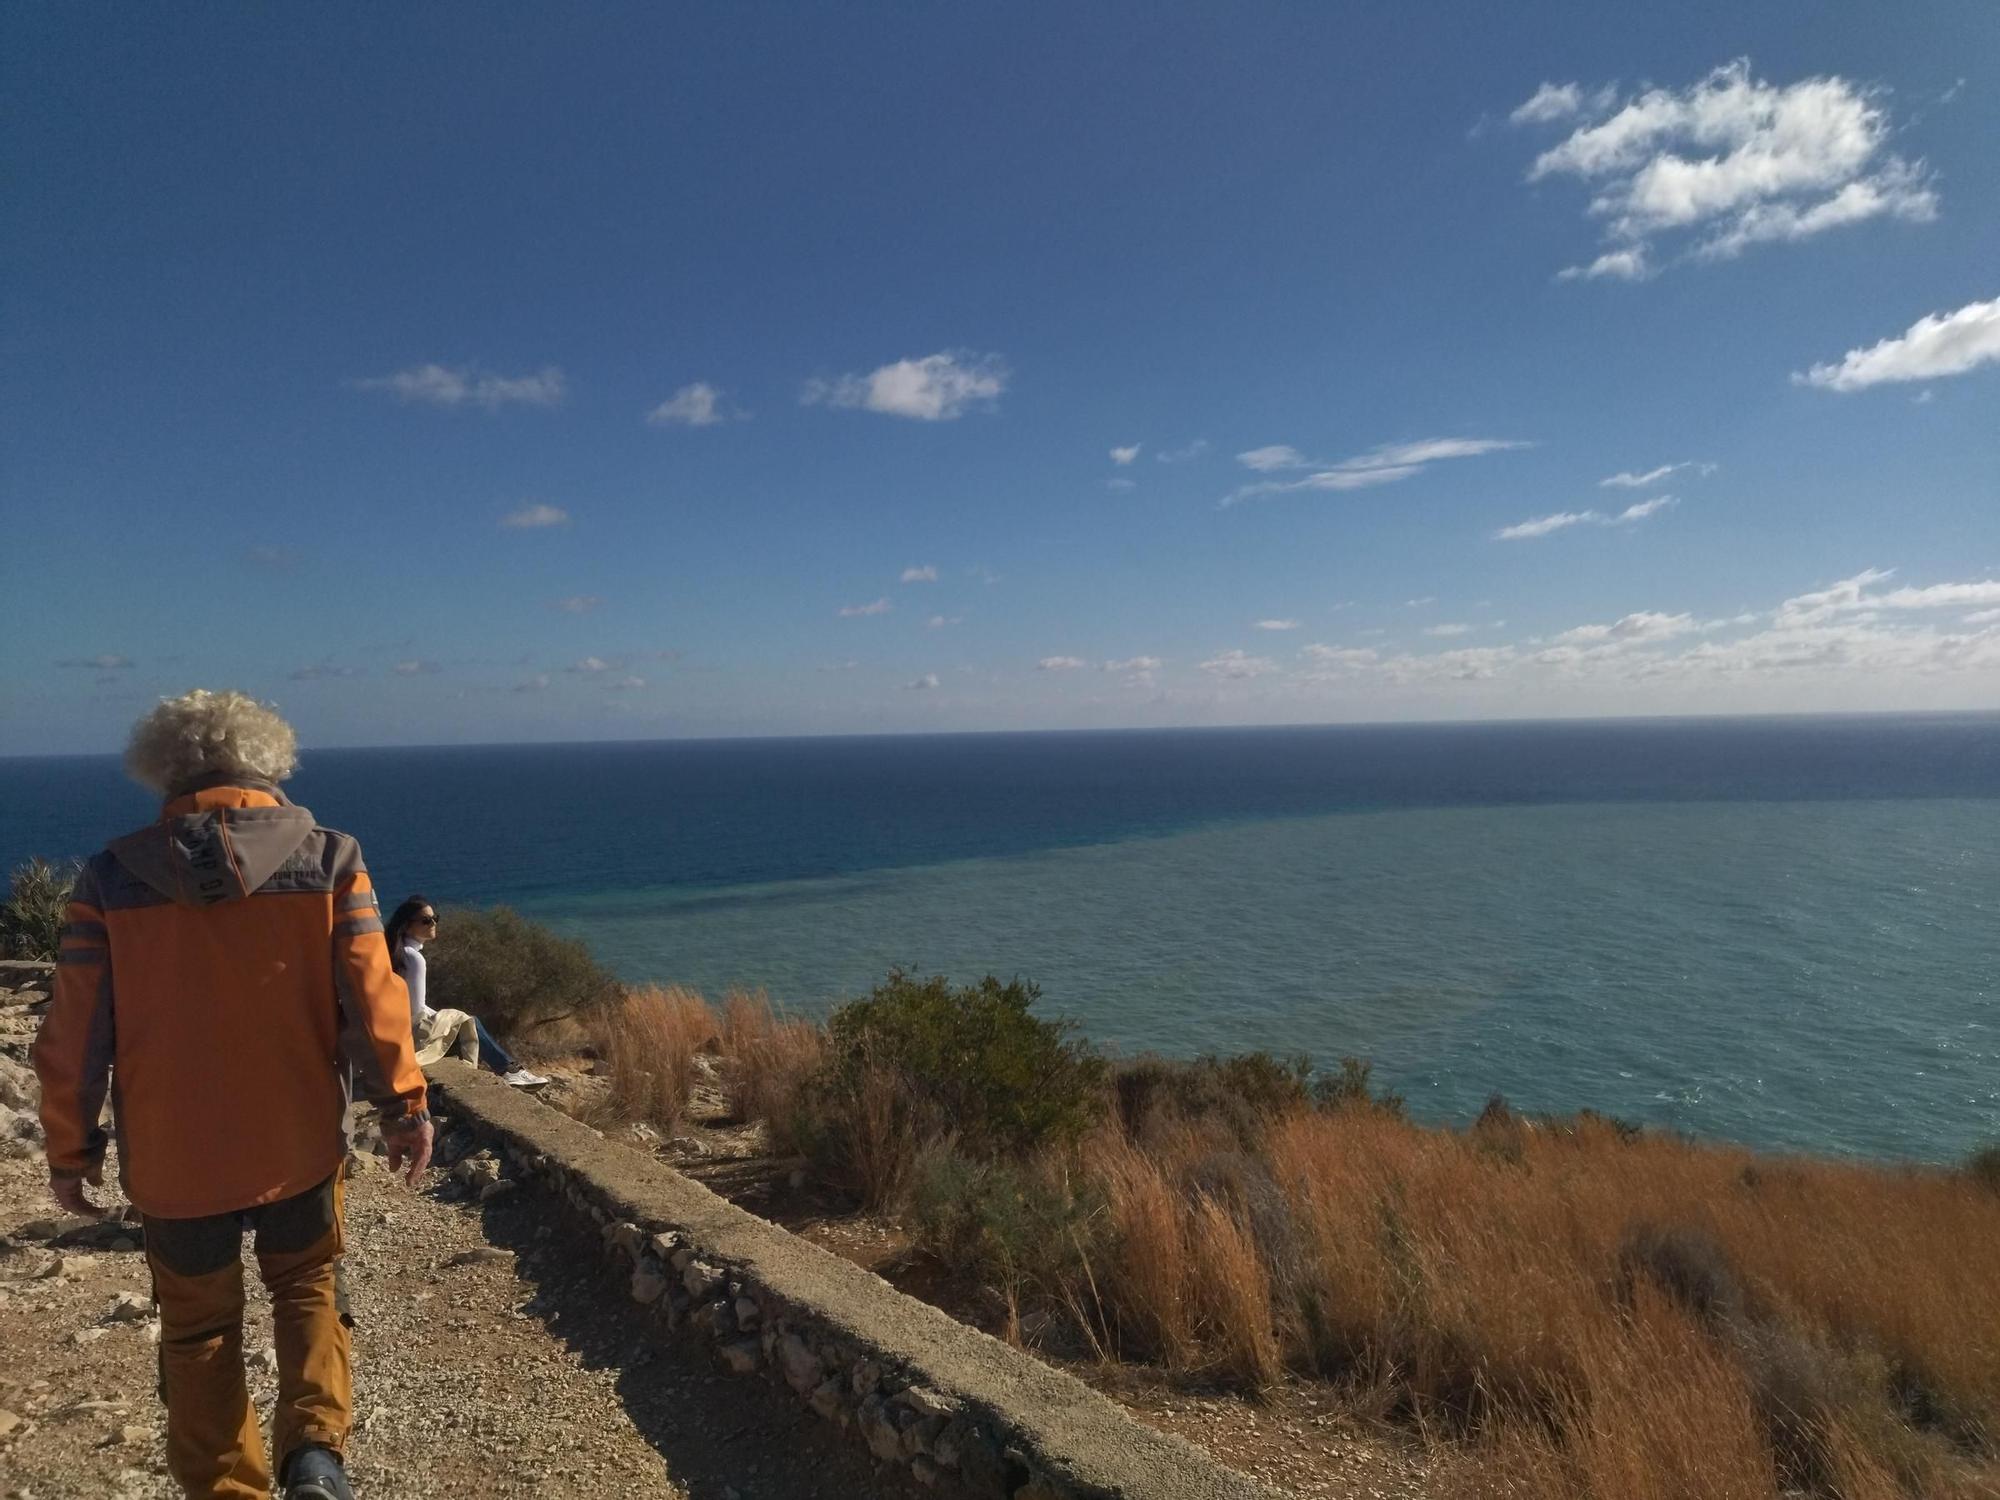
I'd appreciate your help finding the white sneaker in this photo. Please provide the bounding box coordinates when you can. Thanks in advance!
[502,1069,551,1088]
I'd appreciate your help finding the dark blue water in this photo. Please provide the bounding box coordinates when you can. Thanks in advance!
[5,715,1998,1161]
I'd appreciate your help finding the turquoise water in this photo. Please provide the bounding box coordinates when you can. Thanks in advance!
[524,798,2000,1163]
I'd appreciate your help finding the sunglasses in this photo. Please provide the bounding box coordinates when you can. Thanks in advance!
[416,915,438,927]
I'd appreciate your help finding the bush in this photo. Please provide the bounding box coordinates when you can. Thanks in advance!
[2,857,80,961]
[1113,1052,1314,1147]
[425,905,620,1038]
[1969,1144,2000,1195]
[820,970,1106,1160]
[908,1141,1106,1326]
[1310,1054,1407,1118]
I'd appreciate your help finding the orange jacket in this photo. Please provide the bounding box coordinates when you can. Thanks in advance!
[34,781,427,1220]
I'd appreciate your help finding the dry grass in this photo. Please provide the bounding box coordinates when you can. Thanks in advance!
[599,991,2000,1498]
[591,984,719,1134]
[718,989,824,1153]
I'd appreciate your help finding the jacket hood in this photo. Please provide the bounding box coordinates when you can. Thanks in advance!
[107,785,318,908]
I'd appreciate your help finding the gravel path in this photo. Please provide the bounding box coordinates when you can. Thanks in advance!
[0,1143,922,1500]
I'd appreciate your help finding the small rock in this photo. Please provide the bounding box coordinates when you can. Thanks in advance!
[717,1339,761,1375]
[107,1236,138,1254]
[477,1179,516,1203]
[106,1291,151,1322]
[808,1376,845,1423]
[778,1334,820,1394]
[0,1408,22,1439]
[116,1424,152,1445]
[247,1347,279,1375]
[444,1247,513,1269]
[71,1327,107,1345]
[629,1263,669,1306]
[733,1296,760,1330]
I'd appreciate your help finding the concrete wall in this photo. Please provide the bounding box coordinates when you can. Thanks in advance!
[427,1060,1274,1500]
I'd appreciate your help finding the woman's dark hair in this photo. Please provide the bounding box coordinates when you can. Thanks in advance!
[383,894,433,975]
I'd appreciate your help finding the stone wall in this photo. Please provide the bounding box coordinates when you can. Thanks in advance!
[427,1060,1274,1500]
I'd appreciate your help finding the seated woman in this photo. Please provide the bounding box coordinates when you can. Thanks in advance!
[384,895,549,1088]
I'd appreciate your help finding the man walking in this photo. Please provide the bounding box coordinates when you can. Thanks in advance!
[35,690,433,1500]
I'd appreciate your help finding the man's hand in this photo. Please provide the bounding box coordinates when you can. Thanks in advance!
[381,1117,434,1186]
[50,1163,105,1219]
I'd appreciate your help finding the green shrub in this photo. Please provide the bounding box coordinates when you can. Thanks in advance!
[820,970,1107,1158]
[2,857,80,961]
[425,905,620,1039]
[1113,1052,1315,1146]
[1311,1054,1407,1119]
[908,1140,1107,1313]
[1968,1144,2000,1195]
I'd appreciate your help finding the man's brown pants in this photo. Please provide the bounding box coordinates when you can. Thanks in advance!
[143,1174,352,1498]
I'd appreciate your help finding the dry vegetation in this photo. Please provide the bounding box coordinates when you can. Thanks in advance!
[579,976,2000,1499]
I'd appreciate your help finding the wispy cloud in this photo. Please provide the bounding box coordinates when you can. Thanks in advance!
[1552,611,1699,646]
[1424,623,1474,638]
[568,656,613,674]
[1253,619,1302,631]
[392,660,440,676]
[1156,439,1210,464]
[1600,461,1712,488]
[838,598,892,618]
[1509,81,1617,126]
[926,614,964,629]
[245,544,300,571]
[900,565,938,584]
[1224,437,1530,507]
[58,653,135,670]
[552,596,602,614]
[288,664,363,681]
[512,674,551,693]
[1038,656,1088,672]
[802,351,1007,421]
[352,363,566,410]
[500,502,570,529]
[905,673,941,691]
[1104,656,1162,673]
[1515,59,1938,279]
[1795,296,2000,391]
[1495,497,1678,540]
[1106,477,1137,492]
[1198,649,1278,679]
[646,381,740,427]
[606,675,647,691]
[1110,444,1141,465]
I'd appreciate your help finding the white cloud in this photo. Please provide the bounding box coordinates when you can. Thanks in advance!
[569,656,612,674]
[353,364,566,410]
[1511,82,1589,125]
[1156,440,1210,464]
[288,664,362,682]
[606,675,646,691]
[1554,611,1700,645]
[1038,656,1088,672]
[817,660,859,673]
[1106,477,1137,492]
[1614,495,1678,522]
[905,673,941,691]
[1496,497,1677,540]
[1103,656,1163,673]
[1424,623,1474,638]
[901,565,938,583]
[1199,649,1278,679]
[1254,619,1302,631]
[393,660,440,676]
[1224,436,1530,507]
[1774,567,1896,627]
[1965,608,2000,626]
[1519,60,1938,278]
[802,351,1007,420]
[1601,462,1711,488]
[1875,581,2000,612]
[647,381,739,427]
[1558,248,1651,282]
[59,653,134,670]
[1406,597,1436,607]
[1496,510,1599,540]
[512,674,551,693]
[500,502,570,529]
[1796,297,2000,391]
[1301,644,1380,667]
[553,596,602,614]
[838,598,893,618]
[926,614,963,629]
[1110,444,1141,465]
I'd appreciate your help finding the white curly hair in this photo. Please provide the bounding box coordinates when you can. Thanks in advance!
[124,690,300,796]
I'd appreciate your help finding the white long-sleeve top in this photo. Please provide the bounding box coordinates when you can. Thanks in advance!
[399,940,437,1034]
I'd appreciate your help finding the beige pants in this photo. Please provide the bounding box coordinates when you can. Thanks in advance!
[412,1008,481,1067]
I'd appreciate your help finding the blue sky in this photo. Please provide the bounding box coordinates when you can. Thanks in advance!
[4,3,1996,754]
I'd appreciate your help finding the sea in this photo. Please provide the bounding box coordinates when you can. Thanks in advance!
[4,715,1996,1165]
